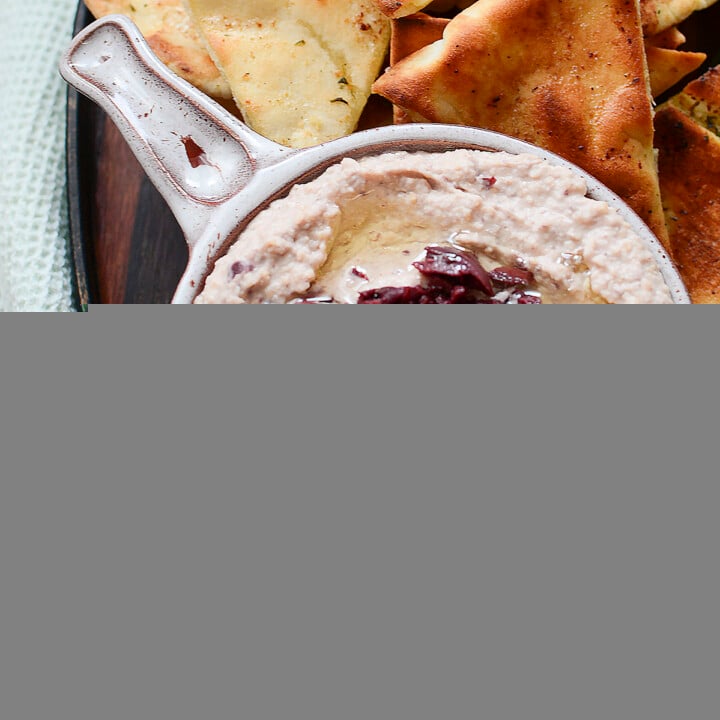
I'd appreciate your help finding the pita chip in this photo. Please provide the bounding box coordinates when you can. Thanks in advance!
[183,0,390,148]
[655,107,720,302]
[84,0,230,98]
[374,0,434,18]
[373,0,668,242]
[655,67,720,302]
[645,26,686,49]
[646,45,706,97]
[665,64,720,130]
[391,13,703,102]
[391,13,704,105]
[640,0,718,35]
[390,13,449,66]
[373,0,474,16]
[390,13,448,122]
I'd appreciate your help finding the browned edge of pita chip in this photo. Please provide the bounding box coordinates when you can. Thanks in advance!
[390,13,449,64]
[655,102,720,302]
[390,13,449,122]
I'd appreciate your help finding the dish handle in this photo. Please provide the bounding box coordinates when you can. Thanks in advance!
[59,14,294,247]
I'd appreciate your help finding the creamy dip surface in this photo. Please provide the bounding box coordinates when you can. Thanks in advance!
[194,149,673,304]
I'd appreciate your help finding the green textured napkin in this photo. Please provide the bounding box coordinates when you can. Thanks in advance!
[0,0,78,311]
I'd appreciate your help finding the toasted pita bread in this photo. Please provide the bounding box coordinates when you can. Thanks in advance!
[645,26,686,49]
[391,13,703,102]
[655,88,720,301]
[390,13,448,121]
[374,0,668,241]
[184,0,390,148]
[375,0,434,17]
[666,65,720,131]
[654,67,720,302]
[374,0,474,16]
[84,0,230,98]
[390,13,449,66]
[646,45,706,97]
[640,0,718,35]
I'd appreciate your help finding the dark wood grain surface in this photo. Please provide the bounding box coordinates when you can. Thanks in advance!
[66,3,720,306]
[68,5,188,306]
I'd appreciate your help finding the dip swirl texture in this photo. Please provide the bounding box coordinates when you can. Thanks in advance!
[194,149,673,304]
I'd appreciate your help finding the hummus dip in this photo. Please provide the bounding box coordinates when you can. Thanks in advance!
[194,149,673,304]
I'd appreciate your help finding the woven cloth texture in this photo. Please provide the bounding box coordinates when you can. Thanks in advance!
[1,0,78,311]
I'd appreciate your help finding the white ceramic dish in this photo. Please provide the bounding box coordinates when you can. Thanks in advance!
[59,15,689,304]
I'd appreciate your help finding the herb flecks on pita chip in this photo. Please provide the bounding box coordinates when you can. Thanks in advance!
[373,0,668,242]
[84,0,230,98]
[655,66,720,302]
[184,0,390,148]
[666,65,720,133]
[640,0,718,35]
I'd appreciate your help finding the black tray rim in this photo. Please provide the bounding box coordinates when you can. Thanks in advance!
[66,3,96,311]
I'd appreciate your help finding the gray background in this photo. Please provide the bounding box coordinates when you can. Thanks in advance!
[1,308,717,720]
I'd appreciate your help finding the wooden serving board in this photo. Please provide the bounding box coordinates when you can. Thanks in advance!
[66,3,720,307]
